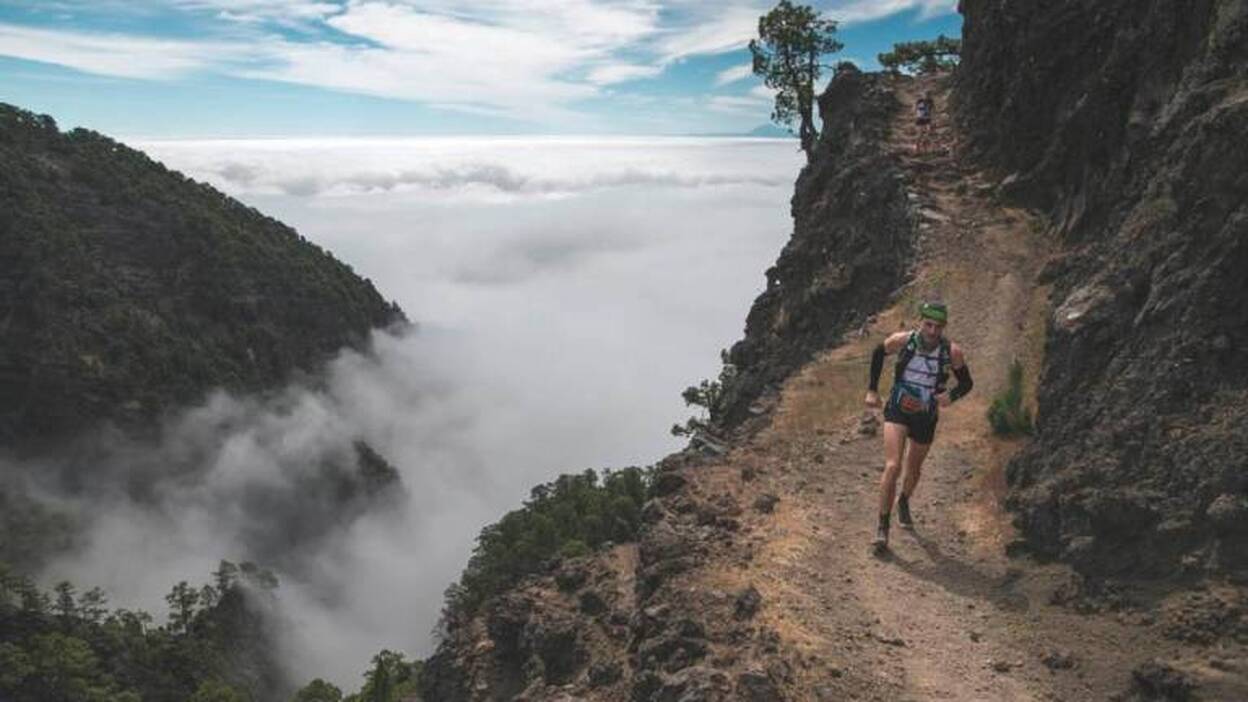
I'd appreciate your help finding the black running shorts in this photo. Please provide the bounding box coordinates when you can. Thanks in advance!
[883,406,938,445]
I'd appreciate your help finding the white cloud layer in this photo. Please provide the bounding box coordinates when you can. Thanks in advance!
[145,136,791,197]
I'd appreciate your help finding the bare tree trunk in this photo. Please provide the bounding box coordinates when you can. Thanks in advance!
[798,90,816,162]
[799,49,820,162]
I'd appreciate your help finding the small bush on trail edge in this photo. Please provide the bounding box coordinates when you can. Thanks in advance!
[987,359,1034,436]
[671,349,736,437]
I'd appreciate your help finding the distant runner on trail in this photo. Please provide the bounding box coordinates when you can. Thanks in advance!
[864,301,973,550]
[914,92,934,154]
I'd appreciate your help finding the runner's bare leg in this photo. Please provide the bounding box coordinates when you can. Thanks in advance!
[879,421,909,515]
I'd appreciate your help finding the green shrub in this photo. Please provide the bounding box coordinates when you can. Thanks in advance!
[189,680,245,702]
[440,466,651,622]
[672,349,736,437]
[343,651,420,702]
[292,679,343,702]
[878,34,961,74]
[987,360,1034,436]
[560,539,591,558]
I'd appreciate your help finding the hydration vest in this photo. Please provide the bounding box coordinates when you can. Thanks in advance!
[888,331,952,414]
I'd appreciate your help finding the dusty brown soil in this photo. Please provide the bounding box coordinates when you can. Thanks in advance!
[670,76,1248,701]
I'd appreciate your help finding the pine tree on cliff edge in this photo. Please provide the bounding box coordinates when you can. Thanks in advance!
[749,0,843,161]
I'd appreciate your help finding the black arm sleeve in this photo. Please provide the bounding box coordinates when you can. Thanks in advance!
[949,364,974,401]
[868,344,886,391]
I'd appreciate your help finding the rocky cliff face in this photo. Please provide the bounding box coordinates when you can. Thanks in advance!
[954,0,1248,577]
[0,104,405,450]
[717,69,915,432]
[420,541,642,701]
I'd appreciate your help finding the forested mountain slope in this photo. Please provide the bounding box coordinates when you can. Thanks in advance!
[0,104,405,450]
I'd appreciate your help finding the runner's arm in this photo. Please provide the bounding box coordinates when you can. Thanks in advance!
[868,331,910,391]
[947,343,974,401]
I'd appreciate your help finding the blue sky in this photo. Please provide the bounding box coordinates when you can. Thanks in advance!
[0,1,961,137]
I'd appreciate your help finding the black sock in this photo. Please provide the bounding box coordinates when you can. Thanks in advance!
[879,513,890,530]
[899,493,910,507]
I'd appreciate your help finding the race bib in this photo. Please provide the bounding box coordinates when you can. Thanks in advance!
[896,385,931,414]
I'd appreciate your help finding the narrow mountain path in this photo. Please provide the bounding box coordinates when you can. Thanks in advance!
[681,75,1247,701]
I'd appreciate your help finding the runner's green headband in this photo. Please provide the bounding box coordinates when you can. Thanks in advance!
[919,302,948,323]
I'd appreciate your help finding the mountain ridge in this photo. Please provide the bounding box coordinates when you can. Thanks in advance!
[0,103,407,452]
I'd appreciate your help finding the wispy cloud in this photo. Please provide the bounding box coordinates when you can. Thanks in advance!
[586,62,664,85]
[831,0,958,24]
[714,63,753,86]
[0,22,242,80]
[651,3,761,64]
[0,0,958,125]
[176,0,342,22]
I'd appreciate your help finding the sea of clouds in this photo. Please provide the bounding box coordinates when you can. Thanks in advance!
[38,135,803,688]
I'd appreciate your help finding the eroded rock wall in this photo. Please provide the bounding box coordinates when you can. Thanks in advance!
[955,0,1248,577]
[719,69,915,432]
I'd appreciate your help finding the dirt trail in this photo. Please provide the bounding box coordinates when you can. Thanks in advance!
[681,76,1247,700]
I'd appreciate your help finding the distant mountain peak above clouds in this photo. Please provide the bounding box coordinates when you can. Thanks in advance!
[680,123,797,138]
[746,123,795,138]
